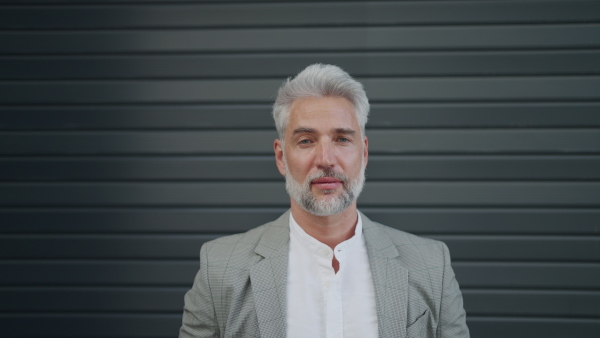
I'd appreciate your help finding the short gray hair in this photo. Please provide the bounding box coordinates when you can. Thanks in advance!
[272,64,369,139]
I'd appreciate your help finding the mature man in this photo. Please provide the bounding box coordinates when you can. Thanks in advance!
[180,64,469,338]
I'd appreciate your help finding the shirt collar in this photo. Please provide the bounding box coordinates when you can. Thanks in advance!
[289,211,363,258]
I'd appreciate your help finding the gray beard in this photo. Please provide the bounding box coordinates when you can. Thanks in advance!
[284,159,365,216]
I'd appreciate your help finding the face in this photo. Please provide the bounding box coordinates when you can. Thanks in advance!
[274,96,368,216]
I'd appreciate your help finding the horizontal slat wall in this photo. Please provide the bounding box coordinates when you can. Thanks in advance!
[3,156,600,180]
[1,208,599,235]
[2,25,600,53]
[1,234,598,261]
[2,77,600,104]
[1,1,599,338]
[3,1,600,29]
[3,288,599,317]
[3,51,600,80]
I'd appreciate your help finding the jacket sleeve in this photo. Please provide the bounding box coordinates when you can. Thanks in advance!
[437,242,470,338]
[179,243,221,338]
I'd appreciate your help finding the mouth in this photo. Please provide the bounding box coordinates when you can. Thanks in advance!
[311,177,343,190]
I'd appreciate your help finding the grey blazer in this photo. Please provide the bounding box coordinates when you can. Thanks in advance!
[180,211,469,338]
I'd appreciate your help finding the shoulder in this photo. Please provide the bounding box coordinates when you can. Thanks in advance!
[201,211,290,261]
[361,213,448,269]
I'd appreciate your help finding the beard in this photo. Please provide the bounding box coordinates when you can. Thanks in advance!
[284,158,366,216]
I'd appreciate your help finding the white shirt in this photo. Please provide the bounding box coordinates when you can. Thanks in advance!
[286,212,378,338]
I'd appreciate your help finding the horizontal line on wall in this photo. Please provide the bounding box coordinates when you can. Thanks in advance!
[0,285,189,291]
[430,234,600,240]
[0,0,567,4]
[0,282,189,288]
[453,261,600,267]
[3,22,600,32]
[2,47,600,59]
[4,72,600,82]
[466,316,600,322]
[453,259,600,264]
[0,258,198,263]
[0,312,182,317]
[0,311,183,316]
[4,45,600,57]
[366,204,600,210]
[369,99,600,104]
[4,21,600,32]
[0,127,280,133]
[3,74,600,83]
[463,288,600,294]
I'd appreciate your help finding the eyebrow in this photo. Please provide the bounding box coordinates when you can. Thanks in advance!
[292,127,314,135]
[335,128,356,135]
[292,127,357,135]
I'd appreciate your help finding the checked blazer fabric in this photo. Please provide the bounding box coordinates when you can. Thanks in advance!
[179,211,469,338]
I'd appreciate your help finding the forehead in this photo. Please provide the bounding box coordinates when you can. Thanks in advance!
[287,96,358,132]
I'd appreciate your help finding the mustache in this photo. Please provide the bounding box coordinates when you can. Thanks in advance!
[306,167,348,183]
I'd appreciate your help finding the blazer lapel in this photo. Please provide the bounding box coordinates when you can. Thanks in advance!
[249,211,290,338]
[362,212,409,338]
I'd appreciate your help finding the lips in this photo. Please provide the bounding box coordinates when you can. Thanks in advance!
[311,177,343,190]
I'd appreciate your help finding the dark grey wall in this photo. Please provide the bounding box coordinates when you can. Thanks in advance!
[1,1,599,337]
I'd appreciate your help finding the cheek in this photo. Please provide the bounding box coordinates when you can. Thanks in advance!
[340,148,363,164]
[284,152,308,174]
[288,159,310,178]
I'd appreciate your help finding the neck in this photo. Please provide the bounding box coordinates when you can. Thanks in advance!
[290,201,358,249]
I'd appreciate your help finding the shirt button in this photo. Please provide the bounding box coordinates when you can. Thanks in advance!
[321,249,329,256]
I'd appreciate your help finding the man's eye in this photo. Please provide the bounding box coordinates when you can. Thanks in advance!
[338,137,350,142]
[299,139,311,145]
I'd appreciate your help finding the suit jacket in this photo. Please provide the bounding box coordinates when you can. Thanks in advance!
[180,211,469,338]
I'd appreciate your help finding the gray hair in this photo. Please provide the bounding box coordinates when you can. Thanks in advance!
[272,64,369,140]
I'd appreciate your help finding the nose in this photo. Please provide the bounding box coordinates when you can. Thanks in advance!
[315,141,335,169]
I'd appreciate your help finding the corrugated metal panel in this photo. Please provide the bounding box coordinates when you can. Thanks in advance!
[3,102,600,129]
[1,208,599,234]
[3,1,599,29]
[3,51,600,80]
[1,234,598,261]
[2,288,599,318]
[2,25,599,53]
[1,1,599,337]
[2,77,600,104]
[1,129,599,155]
[3,156,600,181]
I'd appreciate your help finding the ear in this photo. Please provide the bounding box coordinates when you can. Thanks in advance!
[363,136,369,168]
[274,139,286,176]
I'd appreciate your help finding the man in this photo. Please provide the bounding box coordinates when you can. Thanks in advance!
[180,64,469,338]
